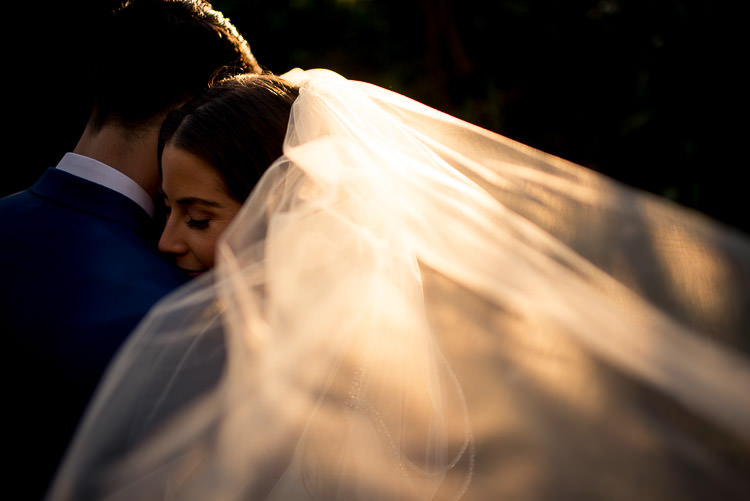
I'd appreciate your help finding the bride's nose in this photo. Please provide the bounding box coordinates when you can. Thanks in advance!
[158,215,188,255]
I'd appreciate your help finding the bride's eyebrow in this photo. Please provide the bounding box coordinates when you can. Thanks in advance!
[175,196,223,208]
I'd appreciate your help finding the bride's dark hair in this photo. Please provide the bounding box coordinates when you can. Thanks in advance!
[159,73,299,202]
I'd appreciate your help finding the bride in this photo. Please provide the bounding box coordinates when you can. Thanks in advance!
[48,69,750,500]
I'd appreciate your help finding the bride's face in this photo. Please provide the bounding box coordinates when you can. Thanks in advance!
[159,144,242,276]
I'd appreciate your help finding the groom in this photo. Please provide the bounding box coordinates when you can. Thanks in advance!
[0,1,261,497]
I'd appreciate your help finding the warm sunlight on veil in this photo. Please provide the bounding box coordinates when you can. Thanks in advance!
[48,69,750,501]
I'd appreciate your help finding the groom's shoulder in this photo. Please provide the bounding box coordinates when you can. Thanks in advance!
[0,169,80,222]
[0,185,38,210]
[0,186,49,240]
[0,175,186,290]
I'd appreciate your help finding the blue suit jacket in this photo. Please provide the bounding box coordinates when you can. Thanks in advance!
[1,168,188,498]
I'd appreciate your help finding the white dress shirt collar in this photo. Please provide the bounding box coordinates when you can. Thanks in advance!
[56,152,155,218]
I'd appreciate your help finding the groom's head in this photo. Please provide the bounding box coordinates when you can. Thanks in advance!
[88,0,262,131]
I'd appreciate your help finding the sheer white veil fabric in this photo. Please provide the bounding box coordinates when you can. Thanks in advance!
[48,69,750,500]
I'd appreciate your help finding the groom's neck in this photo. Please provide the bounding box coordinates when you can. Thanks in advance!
[73,119,162,200]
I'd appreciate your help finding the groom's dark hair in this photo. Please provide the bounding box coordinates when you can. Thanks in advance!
[89,0,262,130]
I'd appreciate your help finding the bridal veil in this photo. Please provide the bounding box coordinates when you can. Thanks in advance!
[48,69,750,500]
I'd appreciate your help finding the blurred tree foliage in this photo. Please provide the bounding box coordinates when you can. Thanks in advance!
[7,0,746,234]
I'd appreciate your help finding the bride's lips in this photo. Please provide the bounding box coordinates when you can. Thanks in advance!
[179,267,207,277]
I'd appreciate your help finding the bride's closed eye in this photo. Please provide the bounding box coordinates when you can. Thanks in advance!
[162,197,216,231]
[187,218,210,230]
[184,206,216,230]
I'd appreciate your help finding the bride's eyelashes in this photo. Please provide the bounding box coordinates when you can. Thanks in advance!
[184,207,214,230]
[187,218,210,230]
[162,201,213,230]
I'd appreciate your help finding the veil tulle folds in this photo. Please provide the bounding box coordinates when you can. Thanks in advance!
[49,69,750,500]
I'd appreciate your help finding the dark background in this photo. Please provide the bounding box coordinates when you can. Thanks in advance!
[7,0,747,235]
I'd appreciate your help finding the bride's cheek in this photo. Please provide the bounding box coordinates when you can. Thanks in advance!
[208,230,224,253]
